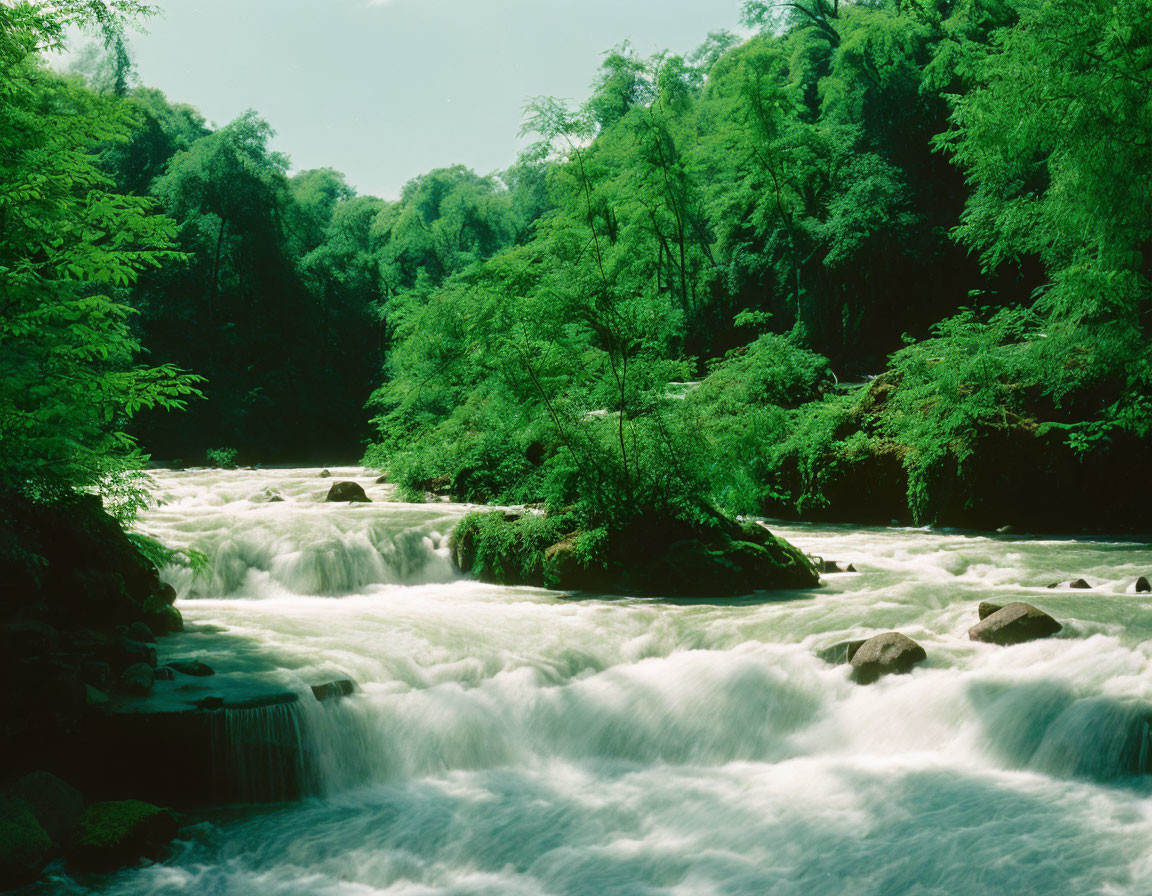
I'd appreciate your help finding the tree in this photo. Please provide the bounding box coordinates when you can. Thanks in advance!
[0,1,201,506]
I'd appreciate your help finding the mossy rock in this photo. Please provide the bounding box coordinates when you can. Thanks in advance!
[8,770,84,844]
[71,800,178,871]
[456,511,818,597]
[0,796,52,889]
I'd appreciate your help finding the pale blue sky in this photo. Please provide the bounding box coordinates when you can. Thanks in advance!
[116,0,745,199]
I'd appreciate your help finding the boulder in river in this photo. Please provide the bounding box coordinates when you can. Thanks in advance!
[169,659,214,677]
[318,469,331,478]
[978,601,1003,620]
[969,602,1062,646]
[325,481,370,503]
[1135,576,1151,594]
[850,633,927,684]
[1047,578,1091,589]
[70,800,177,871]
[375,474,388,484]
[117,663,154,696]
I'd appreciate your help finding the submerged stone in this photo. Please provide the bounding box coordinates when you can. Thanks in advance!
[817,639,868,665]
[969,602,1062,646]
[1135,576,1151,594]
[169,659,214,677]
[849,632,927,684]
[1047,578,1091,589]
[311,679,355,702]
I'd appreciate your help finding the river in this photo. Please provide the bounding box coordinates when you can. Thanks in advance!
[42,467,1152,895]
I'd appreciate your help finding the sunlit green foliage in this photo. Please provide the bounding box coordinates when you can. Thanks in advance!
[0,1,201,506]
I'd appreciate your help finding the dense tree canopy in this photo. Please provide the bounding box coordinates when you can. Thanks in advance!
[4,0,1149,533]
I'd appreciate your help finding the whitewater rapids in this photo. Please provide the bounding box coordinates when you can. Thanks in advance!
[38,467,1152,895]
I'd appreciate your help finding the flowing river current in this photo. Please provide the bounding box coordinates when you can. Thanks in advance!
[45,467,1152,895]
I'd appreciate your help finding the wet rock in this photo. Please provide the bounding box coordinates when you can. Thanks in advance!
[196,696,224,710]
[819,560,857,574]
[978,601,1004,620]
[1047,578,1091,589]
[849,632,927,684]
[169,659,214,677]
[116,638,156,671]
[375,474,388,484]
[311,679,356,702]
[154,667,175,681]
[319,469,331,478]
[117,663,154,697]
[969,602,1062,646]
[0,796,52,889]
[1135,576,1151,594]
[156,582,177,606]
[325,481,370,503]
[9,771,84,844]
[85,685,109,706]
[70,800,177,871]
[817,639,867,665]
[127,621,154,644]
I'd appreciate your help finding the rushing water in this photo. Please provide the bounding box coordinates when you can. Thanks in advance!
[42,468,1152,895]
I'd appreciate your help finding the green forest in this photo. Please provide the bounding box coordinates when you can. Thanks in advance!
[3,0,1151,543]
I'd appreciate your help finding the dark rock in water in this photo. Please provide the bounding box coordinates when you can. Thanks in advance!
[375,474,388,484]
[169,659,214,677]
[117,663,154,696]
[325,481,370,503]
[156,583,177,606]
[154,667,175,681]
[127,621,154,644]
[85,685,109,706]
[116,639,157,671]
[268,495,284,503]
[1047,578,1091,589]
[818,560,858,574]
[849,633,927,684]
[70,800,177,871]
[319,469,331,478]
[9,771,84,844]
[817,639,868,665]
[978,601,1004,620]
[1135,576,1151,594]
[0,796,52,889]
[196,696,224,710]
[969,602,1062,646]
[311,679,355,702]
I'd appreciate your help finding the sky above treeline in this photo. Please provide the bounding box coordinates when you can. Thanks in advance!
[106,0,745,199]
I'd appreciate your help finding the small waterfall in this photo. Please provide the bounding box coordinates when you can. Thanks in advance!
[213,700,310,803]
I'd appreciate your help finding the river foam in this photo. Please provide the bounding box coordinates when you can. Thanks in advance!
[35,467,1152,895]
